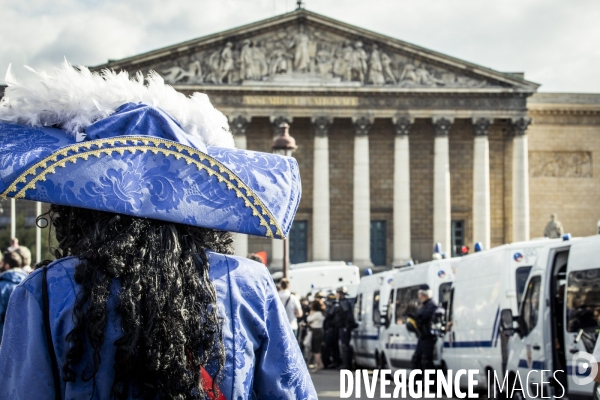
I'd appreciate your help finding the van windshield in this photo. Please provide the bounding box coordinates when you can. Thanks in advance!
[566,268,600,338]
[515,266,532,308]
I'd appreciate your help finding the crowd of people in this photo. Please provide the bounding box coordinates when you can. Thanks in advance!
[275,278,358,372]
[270,275,443,374]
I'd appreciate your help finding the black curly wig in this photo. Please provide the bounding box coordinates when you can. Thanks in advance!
[38,204,233,399]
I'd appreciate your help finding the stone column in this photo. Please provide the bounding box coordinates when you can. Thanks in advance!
[311,116,332,261]
[352,115,374,267]
[432,117,453,256]
[230,115,250,258]
[472,118,493,250]
[270,117,291,268]
[392,115,413,265]
[511,117,532,242]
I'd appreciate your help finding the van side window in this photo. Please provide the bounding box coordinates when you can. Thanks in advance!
[386,289,394,325]
[566,268,600,343]
[372,290,381,325]
[395,285,421,324]
[438,282,452,309]
[515,266,533,309]
[354,293,362,322]
[447,288,454,322]
[395,289,403,324]
[521,276,541,335]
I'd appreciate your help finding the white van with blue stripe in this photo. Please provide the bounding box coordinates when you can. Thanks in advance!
[350,270,395,368]
[443,239,553,389]
[380,258,457,370]
[503,235,600,400]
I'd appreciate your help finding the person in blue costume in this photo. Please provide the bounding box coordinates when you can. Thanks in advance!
[0,62,317,400]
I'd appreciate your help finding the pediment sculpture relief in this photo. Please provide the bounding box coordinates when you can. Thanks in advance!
[142,24,496,88]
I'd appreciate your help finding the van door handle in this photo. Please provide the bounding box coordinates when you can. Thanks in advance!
[533,345,541,350]
[570,348,579,354]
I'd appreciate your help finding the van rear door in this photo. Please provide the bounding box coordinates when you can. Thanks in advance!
[514,274,546,397]
[386,285,421,369]
[564,237,600,398]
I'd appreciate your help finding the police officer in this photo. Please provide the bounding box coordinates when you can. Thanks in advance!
[336,286,357,369]
[323,292,341,368]
[412,284,438,370]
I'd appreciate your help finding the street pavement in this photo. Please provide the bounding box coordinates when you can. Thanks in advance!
[310,369,357,400]
[309,369,458,400]
[309,369,403,400]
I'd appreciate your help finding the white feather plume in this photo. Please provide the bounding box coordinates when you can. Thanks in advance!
[0,60,234,148]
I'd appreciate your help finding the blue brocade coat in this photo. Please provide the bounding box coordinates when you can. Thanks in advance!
[0,253,317,399]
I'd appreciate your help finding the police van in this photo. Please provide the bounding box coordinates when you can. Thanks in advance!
[502,235,600,399]
[350,270,395,368]
[271,261,360,298]
[380,258,457,370]
[444,239,554,389]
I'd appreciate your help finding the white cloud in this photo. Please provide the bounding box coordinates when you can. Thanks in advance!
[1,0,599,92]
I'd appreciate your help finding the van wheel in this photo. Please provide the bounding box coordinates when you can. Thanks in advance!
[508,372,523,400]
[349,347,358,370]
[486,368,506,400]
[439,361,448,377]
[512,391,524,400]
[378,351,388,369]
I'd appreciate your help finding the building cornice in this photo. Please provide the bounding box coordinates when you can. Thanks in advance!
[175,85,534,95]
[528,105,600,116]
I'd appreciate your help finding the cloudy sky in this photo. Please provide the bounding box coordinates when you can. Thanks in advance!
[2,0,599,92]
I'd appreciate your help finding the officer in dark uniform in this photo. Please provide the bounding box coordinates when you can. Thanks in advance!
[323,292,341,368]
[412,284,438,370]
[336,286,357,369]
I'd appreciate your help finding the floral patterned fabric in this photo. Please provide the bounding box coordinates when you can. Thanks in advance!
[0,103,301,239]
[0,252,317,399]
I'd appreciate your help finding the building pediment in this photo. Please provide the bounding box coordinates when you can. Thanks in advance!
[94,10,538,92]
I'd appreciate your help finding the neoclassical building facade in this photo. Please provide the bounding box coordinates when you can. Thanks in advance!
[3,9,599,267]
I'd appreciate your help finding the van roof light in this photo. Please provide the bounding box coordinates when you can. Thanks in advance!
[474,242,483,252]
[365,268,373,276]
[406,260,414,266]
[562,233,572,241]
[434,242,442,254]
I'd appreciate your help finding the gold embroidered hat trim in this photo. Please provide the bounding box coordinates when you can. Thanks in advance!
[1,136,283,239]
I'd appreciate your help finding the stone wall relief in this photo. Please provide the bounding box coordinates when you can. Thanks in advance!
[161,57,203,84]
[149,24,493,88]
[529,151,592,178]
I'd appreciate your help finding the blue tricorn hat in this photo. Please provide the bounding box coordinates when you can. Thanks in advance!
[0,63,301,239]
